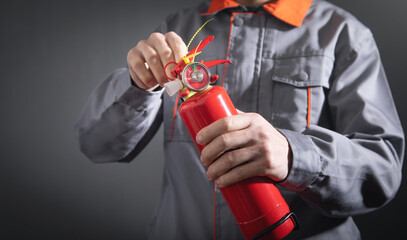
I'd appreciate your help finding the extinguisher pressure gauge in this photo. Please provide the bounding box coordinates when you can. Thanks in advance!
[181,62,211,92]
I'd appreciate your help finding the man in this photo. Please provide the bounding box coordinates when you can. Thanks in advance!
[75,0,404,239]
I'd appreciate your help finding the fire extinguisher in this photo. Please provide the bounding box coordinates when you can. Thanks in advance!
[164,35,298,240]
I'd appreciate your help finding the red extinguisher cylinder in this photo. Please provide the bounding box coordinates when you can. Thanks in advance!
[179,86,298,240]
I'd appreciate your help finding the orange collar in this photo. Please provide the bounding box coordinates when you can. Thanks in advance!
[202,0,312,27]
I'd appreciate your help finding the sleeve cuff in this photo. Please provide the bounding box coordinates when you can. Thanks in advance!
[113,68,164,110]
[277,129,321,192]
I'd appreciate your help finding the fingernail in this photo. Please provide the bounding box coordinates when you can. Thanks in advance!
[206,171,211,180]
[196,134,203,145]
[215,179,221,187]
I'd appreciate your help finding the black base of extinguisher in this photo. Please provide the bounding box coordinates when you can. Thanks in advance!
[251,212,299,240]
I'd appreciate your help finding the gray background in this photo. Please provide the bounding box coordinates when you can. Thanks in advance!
[1,0,406,239]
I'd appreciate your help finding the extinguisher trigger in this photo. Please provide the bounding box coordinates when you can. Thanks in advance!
[202,59,232,68]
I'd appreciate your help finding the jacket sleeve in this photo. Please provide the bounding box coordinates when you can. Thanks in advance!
[278,30,405,217]
[74,68,164,163]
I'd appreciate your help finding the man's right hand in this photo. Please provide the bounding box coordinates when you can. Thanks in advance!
[127,32,187,91]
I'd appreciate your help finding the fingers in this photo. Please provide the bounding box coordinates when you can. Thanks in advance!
[128,45,157,88]
[205,146,260,181]
[128,65,150,89]
[200,129,252,167]
[199,112,292,187]
[165,31,187,63]
[196,114,252,146]
[147,33,178,86]
[215,159,265,188]
[139,39,166,86]
[127,31,186,90]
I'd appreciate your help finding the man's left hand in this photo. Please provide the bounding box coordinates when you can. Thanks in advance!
[196,112,293,188]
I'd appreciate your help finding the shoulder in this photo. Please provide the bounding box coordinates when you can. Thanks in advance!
[306,0,373,49]
[309,0,365,25]
[308,0,372,34]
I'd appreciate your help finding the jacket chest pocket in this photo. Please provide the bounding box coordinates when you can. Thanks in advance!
[259,55,333,132]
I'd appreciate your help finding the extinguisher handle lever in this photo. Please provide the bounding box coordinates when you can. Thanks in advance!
[201,59,232,68]
[186,35,214,59]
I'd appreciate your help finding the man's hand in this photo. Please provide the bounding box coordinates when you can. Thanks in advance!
[127,32,186,91]
[196,112,293,187]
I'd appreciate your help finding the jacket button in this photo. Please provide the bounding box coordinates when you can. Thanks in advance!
[234,17,244,26]
[298,71,309,81]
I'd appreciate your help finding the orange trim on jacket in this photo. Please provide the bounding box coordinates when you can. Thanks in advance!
[201,0,312,27]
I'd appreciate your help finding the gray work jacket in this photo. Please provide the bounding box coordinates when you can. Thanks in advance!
[74,0,404,239]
